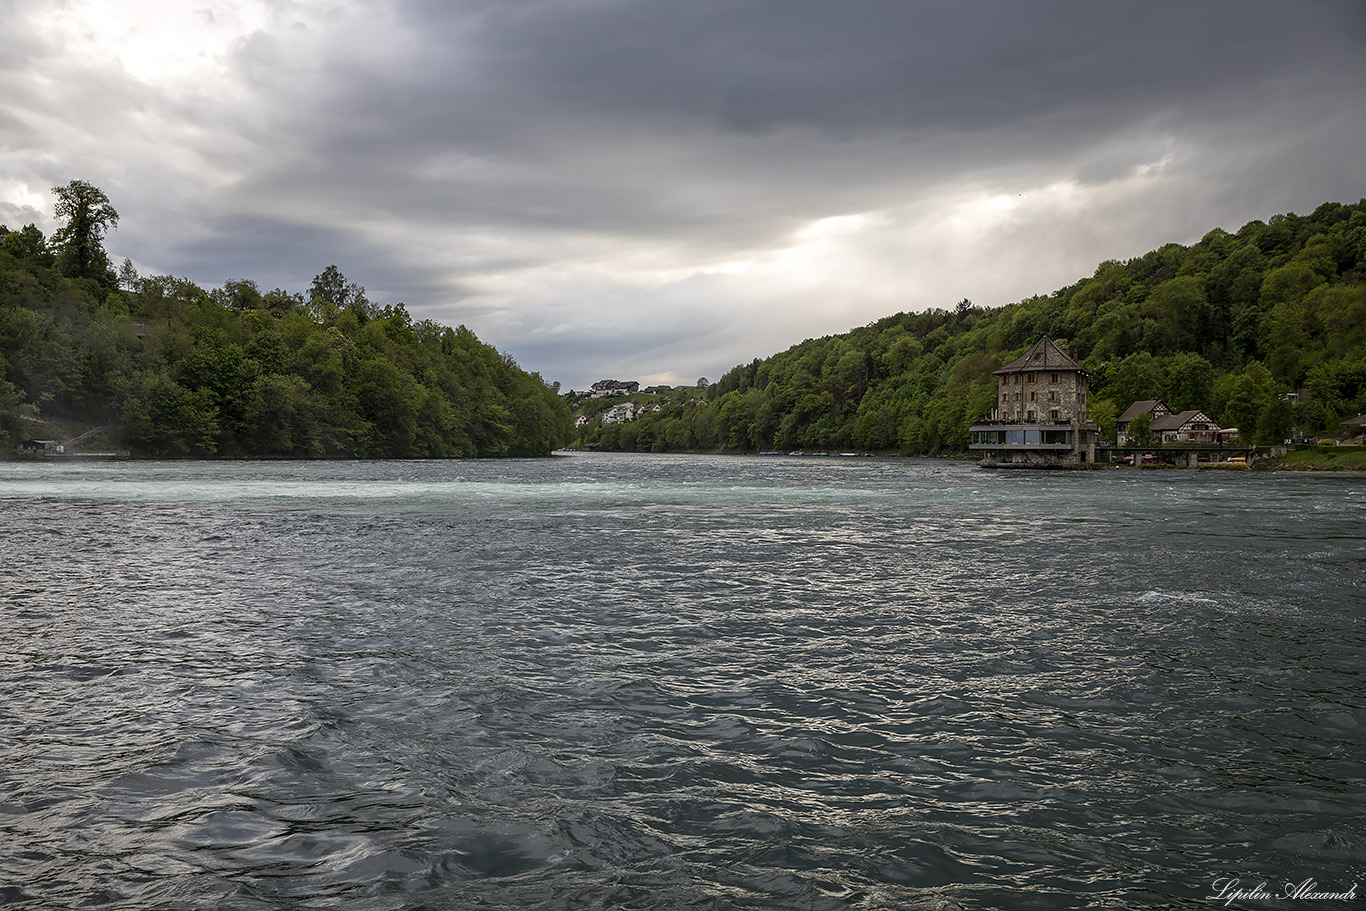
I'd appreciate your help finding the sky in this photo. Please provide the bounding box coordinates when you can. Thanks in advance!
[3,1,1364,391]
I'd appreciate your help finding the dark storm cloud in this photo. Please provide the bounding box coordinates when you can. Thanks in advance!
[399,1,1355,135]
[218,0,1363,252]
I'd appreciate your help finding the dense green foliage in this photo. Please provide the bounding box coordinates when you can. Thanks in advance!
[0,183,570,458]
[576,199,1366,452]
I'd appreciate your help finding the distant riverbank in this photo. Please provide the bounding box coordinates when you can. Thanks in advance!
[1254,446,1366,472]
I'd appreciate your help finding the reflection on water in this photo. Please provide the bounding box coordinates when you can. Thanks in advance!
[1,454,1362,909]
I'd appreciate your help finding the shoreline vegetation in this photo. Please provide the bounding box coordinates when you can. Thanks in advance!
[5,184,1365,464]
[1,181,572,459]
[570,198,1366,466]
[1253,445,1366,472]
[553,446,1366,473]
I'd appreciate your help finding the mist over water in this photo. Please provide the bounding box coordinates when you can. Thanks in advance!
[2,454,1362,909]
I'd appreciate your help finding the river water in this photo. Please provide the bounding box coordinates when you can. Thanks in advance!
[0,454,1362,909]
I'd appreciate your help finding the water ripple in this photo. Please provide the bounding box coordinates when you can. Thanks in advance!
[1,455,1362,909]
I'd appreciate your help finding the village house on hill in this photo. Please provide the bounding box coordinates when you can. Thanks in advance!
[969,336,1098,467]
[590,379,640,398]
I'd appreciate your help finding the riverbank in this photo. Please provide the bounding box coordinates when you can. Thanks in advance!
[1253,446,1366,472]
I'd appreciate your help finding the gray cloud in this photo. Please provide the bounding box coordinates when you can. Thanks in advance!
[3,0,1364,389]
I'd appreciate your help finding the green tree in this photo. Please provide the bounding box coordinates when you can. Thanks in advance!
[1088,398,1119,443]
[51,180,119,286]
[309,265,371,322]
[1164,352,1214,412]
[1212,361,1278,441]
[1104,352,1164,408]
[1257,398,1294,444]
[1,224,53,265]
[121,370,219,456]
[242,373,320,455]
[1142,276,1209,352]
[1127,411,1154,446]
[1302,363,1343,432]
[117,258,139,290]
[216,278,264,311]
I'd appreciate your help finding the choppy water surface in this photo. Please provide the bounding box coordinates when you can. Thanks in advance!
[1,454,1362,909]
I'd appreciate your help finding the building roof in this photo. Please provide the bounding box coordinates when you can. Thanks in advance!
[1341,414,1366,428]
[1118,399,1171,423]
[1150,409,1219,432]
[993,336,1084,375]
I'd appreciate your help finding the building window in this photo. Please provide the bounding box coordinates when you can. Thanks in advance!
[1050,408,1060,421]
[1026,410,1036,422]
[1050,372,1059,383]
[1013,374,1021,385]
[1049,391,1058,403]
[1026,372,1036,383]
[1029,391,1037,402]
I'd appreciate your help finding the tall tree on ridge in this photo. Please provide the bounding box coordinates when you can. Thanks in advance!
[52,179,119,286]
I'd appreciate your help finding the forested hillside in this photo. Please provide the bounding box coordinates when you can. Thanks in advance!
[577,199,1366,453]
[0,181,571,458]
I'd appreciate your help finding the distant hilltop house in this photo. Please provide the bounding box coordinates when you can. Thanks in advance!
[968,336,1099,467]
[590,379,640,398]
[1117,398,1233,445]
[581,378,707,398]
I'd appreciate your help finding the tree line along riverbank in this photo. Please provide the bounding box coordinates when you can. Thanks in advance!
[1,181,572,458]
[6,184,1365,463]
[571,199,1366,459]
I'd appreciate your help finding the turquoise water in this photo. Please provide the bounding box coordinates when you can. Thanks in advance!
[1,454,1362,909]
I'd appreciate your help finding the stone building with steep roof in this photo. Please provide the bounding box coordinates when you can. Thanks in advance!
[968,336,1099,467]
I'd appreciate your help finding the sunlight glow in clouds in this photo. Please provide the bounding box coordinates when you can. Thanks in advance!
[33,1,262,87]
